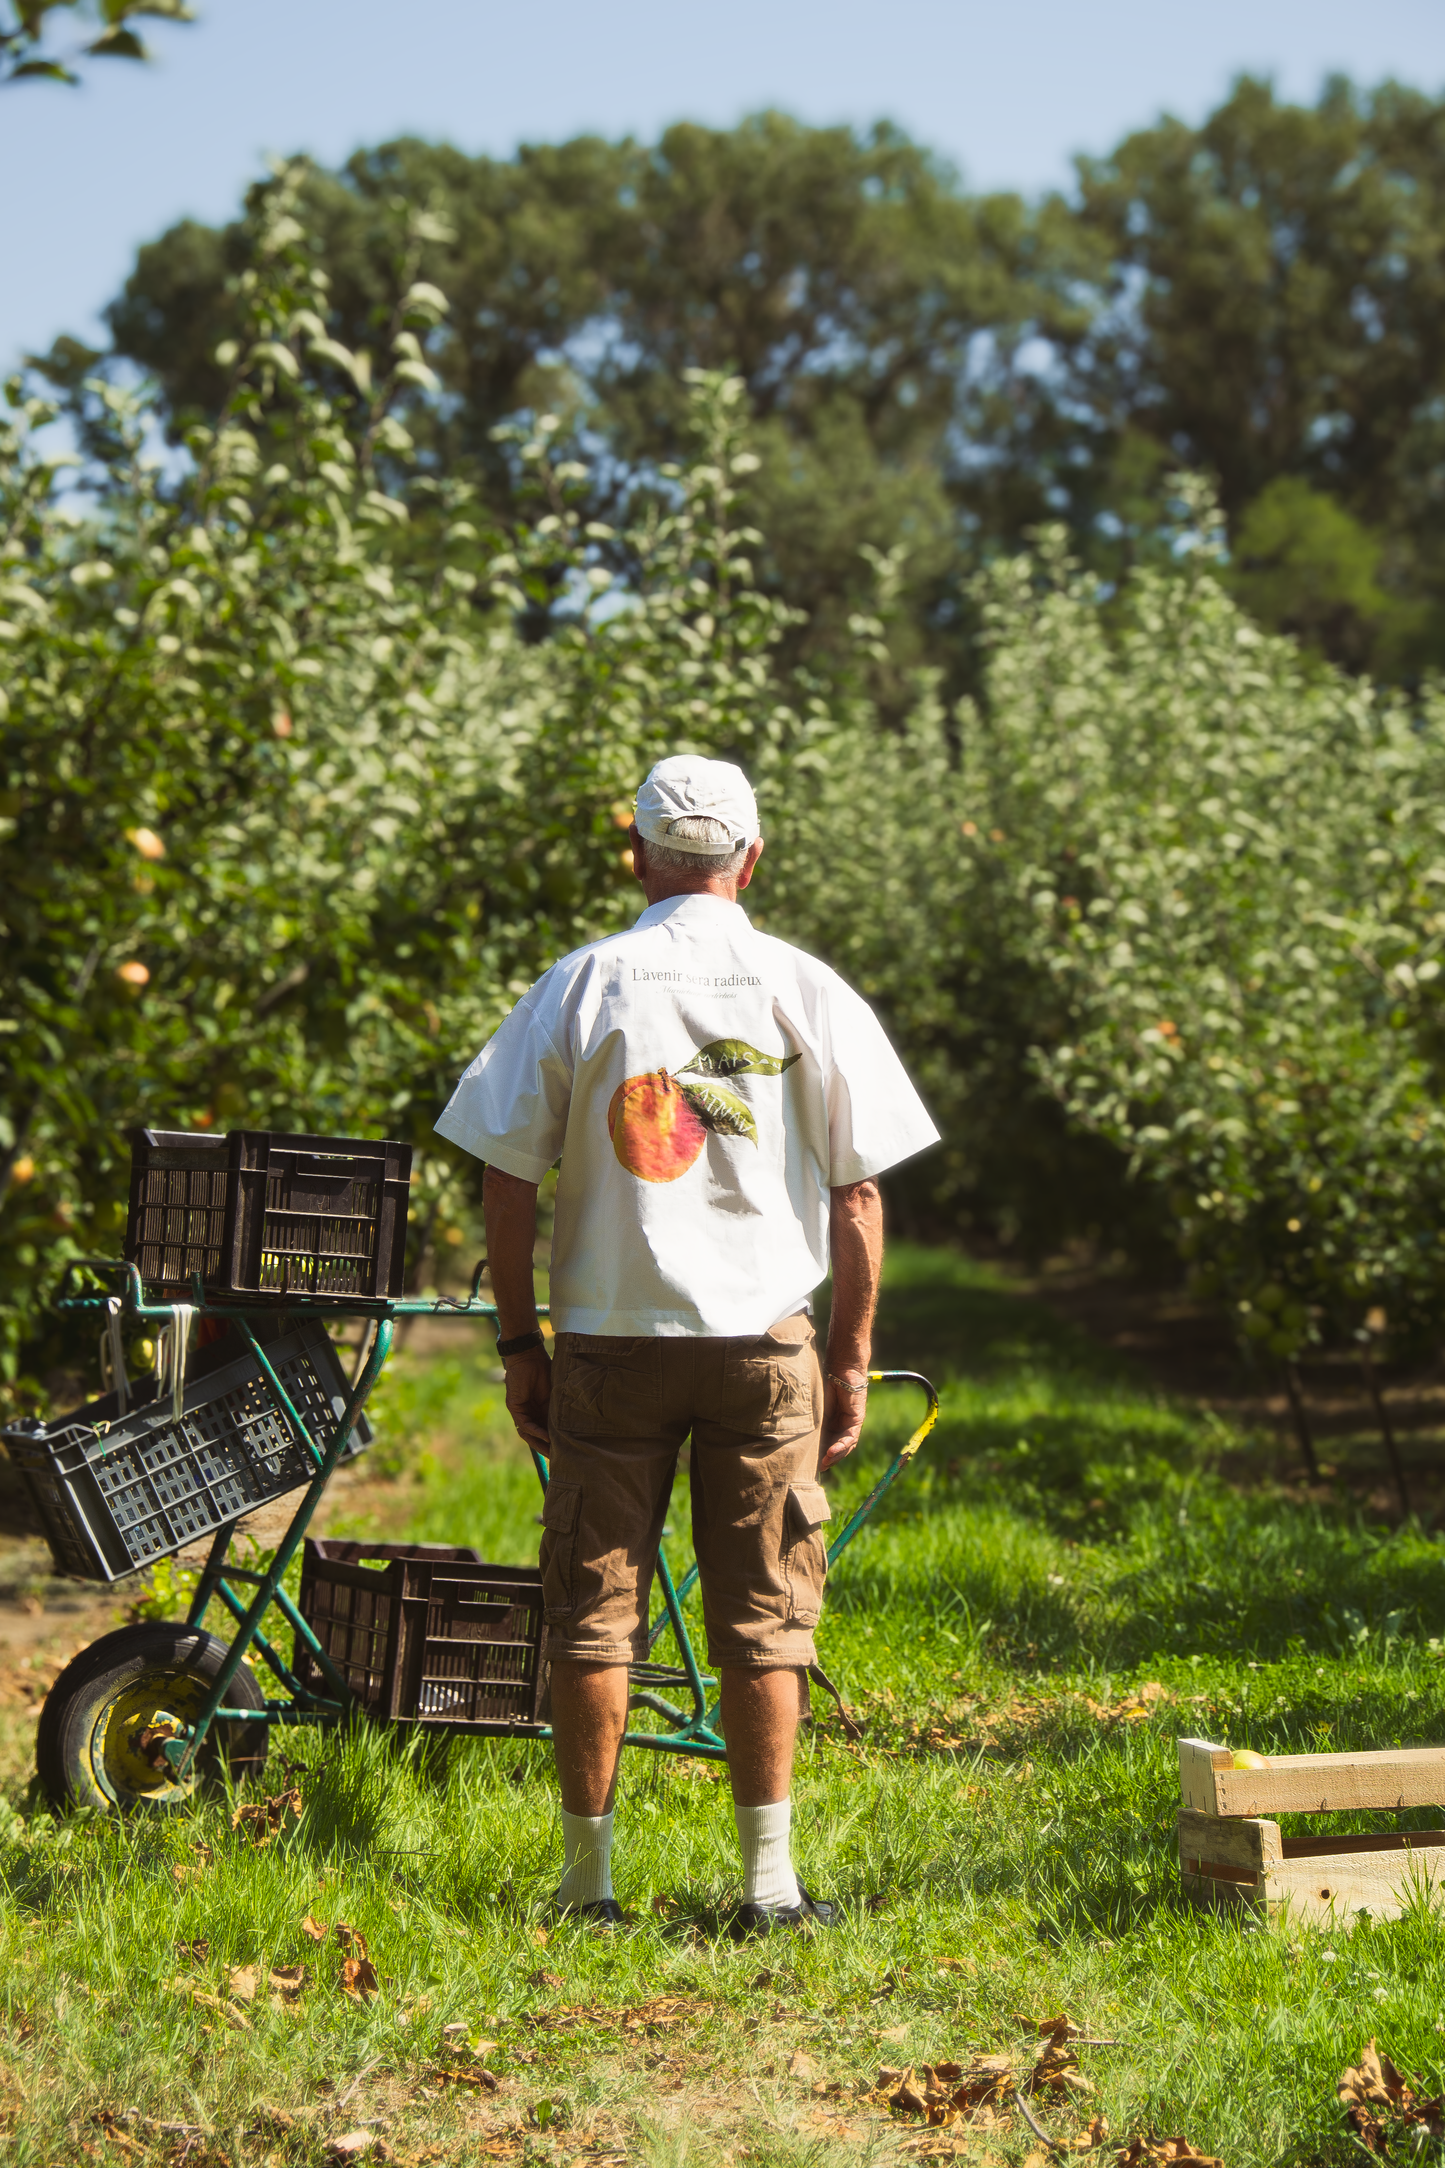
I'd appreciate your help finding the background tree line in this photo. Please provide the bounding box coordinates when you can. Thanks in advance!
[44,75,1445,690]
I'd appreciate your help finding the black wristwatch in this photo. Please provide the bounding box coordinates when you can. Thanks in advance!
[496,1329,544,1359]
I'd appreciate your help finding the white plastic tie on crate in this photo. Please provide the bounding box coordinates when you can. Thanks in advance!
[98,1298,129,1417]
[155,1303,196,1423]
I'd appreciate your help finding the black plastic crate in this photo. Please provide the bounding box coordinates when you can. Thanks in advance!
[295,1540,547,1732]
[1,1321,371,1583]
[125,1129,230,1292]
[126,1128,412,1304]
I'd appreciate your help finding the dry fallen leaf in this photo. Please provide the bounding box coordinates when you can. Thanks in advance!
[1018,2014,1084,2043]
[301,1913,328,1943]
[870,2052,1019,2129]
[174,1937,209,1964]
[1339,2040,1445,2151]
[92,2109,142,2155]
[269,1964,309,2009]
[231,1787,304,1848]
[526,1967,564,1991]
[333,1923,377,1999]
[226,1964,259,2005]
[327,2132,378,2161]
[1115,2137,1223,2168]
[788,2050,817,2081]
[340,1955,379,2003]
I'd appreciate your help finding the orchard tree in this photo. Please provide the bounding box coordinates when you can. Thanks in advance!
[1,0,192,85]
[957,502,1445,1493]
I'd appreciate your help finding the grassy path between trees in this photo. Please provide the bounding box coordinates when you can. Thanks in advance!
[3,1245,1445,2166]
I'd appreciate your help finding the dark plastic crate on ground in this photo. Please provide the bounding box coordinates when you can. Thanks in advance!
[126,1128,411,1303]
[1,1321,370,1583]
[294,1540,548,1732]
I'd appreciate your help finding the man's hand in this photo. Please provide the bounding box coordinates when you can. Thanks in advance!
[502,1343,552,1449]
[821,1368,869,1471]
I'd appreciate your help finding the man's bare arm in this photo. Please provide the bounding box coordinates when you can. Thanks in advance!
[821,1178,883,1471]
[482,1164,551,1449]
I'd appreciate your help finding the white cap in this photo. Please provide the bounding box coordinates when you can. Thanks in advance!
[634,755,760,855]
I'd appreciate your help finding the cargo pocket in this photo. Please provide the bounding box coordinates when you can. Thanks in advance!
[783,1479,832,1626]
[723,1320,819,1439]
[554,1356,608,1437]
[539,1481,582,1622]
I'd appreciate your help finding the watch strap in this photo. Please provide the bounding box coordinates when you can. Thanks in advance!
[496,1328,544,1358]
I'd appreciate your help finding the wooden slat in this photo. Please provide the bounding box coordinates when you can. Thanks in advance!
[1282,1828,1445,1861]
[1178,1737,1233,1814]
[1181,1867,1255,1913]
[1178,1808,1280,1877]
[1265,1847,1445,1924]
[1215,1747,1445,1818]
[1178,1735,1445,1816]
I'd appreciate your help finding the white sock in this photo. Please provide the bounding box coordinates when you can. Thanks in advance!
[557,1808,614,1907]
[734,1798,802,1909]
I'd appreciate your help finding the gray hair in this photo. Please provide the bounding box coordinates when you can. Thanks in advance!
[640,813,747,878]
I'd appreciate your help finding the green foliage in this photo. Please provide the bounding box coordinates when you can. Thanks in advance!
[85,116,1087,687]
[0,0,193,85]
[958,508,1445,1356]
[1071,74,1445,677]
[2,172,976,1398]
[0,175,542,1389]
[69,77,1445,682]
[1225,476,1427,676]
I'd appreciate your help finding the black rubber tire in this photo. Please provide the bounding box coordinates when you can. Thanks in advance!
[35,1622,268,1813]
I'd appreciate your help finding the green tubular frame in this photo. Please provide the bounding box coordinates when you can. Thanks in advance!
[53,1259,939,1782]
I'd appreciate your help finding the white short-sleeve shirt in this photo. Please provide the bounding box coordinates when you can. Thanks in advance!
[435,893,939,1337]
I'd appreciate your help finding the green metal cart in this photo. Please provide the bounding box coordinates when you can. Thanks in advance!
[18,1258,938,1813]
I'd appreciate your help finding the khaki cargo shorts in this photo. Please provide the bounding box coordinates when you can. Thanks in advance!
[539,1315,829,1670]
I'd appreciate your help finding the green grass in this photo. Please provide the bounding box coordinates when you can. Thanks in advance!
[4,1243,1445,2165]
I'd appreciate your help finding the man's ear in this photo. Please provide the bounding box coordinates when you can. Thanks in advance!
[627,822,647,887]
[736,837,764,891]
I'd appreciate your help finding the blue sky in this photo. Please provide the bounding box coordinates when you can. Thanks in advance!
[4,0,1445,371]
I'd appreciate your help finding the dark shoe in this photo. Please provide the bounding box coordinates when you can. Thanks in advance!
[550,1894,625,1928]
[728,1888,836,1941]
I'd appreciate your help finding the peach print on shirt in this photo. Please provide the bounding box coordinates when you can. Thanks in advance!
[607,1039,800,1182]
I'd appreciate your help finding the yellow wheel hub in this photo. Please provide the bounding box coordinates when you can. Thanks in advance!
[88,1668,215,1809]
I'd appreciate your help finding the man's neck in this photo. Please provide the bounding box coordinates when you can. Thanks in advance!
[640,876,740,909]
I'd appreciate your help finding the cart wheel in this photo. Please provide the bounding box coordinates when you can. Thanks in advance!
[36,1623,268,1813]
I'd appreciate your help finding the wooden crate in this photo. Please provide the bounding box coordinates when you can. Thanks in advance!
[1177,1735,1445,1926]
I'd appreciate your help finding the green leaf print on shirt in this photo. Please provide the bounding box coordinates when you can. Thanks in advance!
[676,1078,758,1141]
[676,1038,801,1079]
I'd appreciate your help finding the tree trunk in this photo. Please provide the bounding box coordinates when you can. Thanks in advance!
[1359,1348,1410,1518]
[1281,1361,1320,1482]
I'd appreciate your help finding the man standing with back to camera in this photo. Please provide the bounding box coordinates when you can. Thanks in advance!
[436,755,937,1936]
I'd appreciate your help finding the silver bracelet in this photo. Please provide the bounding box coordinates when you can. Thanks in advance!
[827,1373,869,1396]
